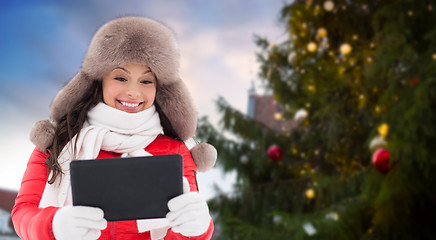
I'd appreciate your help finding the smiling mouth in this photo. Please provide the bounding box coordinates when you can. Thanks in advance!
[118,100,142,108]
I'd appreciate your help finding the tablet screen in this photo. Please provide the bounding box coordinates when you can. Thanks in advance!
[70,154,183,221]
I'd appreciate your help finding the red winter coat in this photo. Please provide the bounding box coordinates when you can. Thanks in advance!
[12,134,214,240]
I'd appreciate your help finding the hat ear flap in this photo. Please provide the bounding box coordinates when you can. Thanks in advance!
[156,80,197,141]
[50,71,93,122]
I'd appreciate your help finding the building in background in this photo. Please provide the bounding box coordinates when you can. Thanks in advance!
[247,84,296,133]
[0,189,19,239]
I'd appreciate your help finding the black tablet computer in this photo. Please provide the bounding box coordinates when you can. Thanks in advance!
[70,154,183,221]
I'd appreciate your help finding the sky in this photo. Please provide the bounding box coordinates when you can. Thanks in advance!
[0,0,289,200]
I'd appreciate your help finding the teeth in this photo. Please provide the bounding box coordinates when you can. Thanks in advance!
[120,101,140,108]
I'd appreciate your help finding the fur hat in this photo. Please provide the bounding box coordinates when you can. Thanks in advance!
[31,16,216,172]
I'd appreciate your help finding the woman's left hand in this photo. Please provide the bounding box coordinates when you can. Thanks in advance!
[166,178,211,237]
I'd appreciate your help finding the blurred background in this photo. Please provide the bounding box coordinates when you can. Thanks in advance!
[2,0,436,239]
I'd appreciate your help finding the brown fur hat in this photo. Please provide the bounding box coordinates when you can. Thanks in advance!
[30,16,216,172]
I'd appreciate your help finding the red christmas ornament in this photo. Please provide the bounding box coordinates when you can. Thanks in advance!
[410,77,419,86]
[267,145,283,161]
[372,148,393,174]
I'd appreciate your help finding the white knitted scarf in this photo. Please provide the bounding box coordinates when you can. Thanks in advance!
[39,103,170,239]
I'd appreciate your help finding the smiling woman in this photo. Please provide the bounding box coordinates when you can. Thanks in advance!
[11,16,216,240]
[1,0,285,231]
[102,64,157,113]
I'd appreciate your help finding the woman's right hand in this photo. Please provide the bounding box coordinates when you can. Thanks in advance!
[52,206,107,240]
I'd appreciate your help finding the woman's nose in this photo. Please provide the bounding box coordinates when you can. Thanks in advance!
[126,84,140,99]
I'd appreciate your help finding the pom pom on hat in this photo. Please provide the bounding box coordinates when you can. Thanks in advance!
[190,142,217,172]
[30,120,55,153]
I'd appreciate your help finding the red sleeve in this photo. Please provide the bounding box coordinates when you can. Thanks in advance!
[12,147,59,240]
[165,141,214,239]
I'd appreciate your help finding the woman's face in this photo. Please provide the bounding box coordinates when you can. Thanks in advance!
[102,63,157,113]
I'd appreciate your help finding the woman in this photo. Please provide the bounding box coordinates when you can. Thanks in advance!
[12,16,216,240]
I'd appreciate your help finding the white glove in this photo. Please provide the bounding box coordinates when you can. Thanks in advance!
[52,206,107,240]
[166,177,211,237]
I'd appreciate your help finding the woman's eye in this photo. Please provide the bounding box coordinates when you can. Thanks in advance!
[114,77,127,82]
[141,80,153,84]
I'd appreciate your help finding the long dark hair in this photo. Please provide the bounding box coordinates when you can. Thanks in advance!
[46,80,102,183]
[46,78,181,183]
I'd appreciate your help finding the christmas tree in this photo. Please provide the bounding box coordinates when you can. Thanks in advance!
[197,0,436,239]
